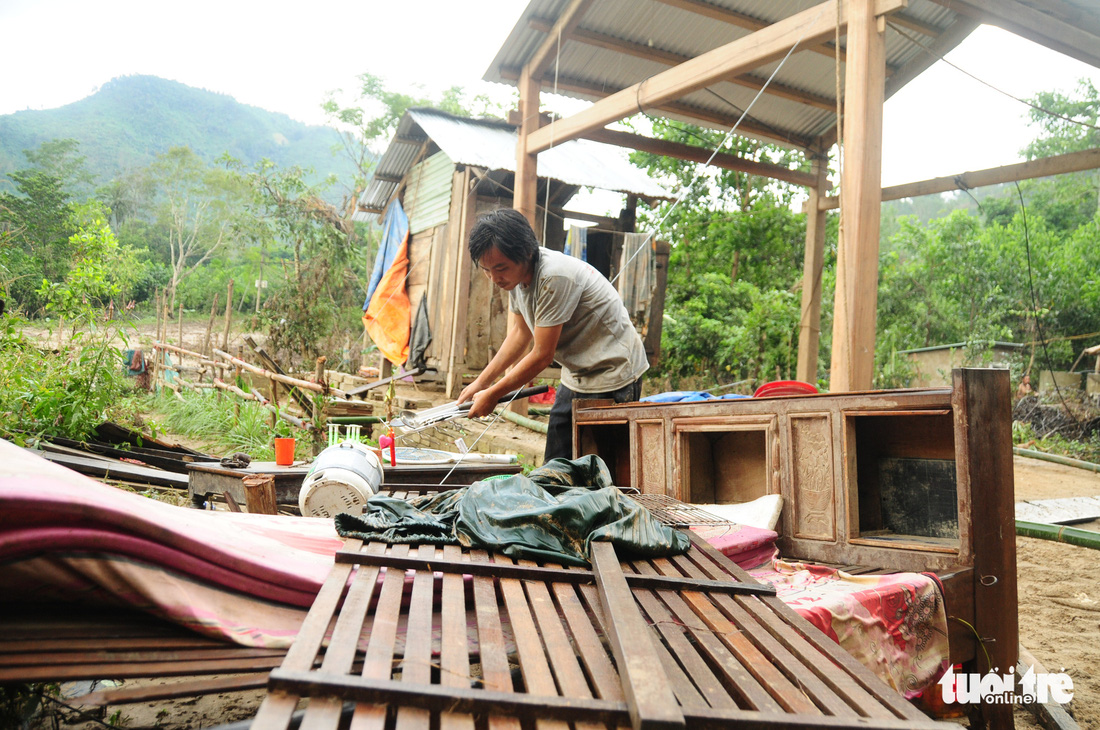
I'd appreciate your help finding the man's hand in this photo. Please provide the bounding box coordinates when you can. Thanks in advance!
[466,387,502,419]
[457,379,486,406]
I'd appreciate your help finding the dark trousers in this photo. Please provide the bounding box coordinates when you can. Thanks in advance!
[544,379,643,463]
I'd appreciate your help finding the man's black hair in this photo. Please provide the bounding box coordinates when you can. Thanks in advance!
[468,208,540,267]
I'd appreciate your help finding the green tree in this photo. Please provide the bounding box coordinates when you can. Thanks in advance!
[144,147,249,309]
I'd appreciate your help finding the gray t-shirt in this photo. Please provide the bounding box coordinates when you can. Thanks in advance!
[509,248,649,393]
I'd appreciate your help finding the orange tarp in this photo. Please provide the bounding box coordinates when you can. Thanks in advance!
[362,235,410,365]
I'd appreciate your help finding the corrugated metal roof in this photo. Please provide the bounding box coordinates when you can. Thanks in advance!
[482,0,978,148]
[404,151,455,234]
[359,108,670,215]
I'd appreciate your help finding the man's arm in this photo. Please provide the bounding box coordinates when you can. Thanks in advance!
[458,311,532,404]
[462,312,562,418]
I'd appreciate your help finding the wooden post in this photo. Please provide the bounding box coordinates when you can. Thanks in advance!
[313,356,327,454]
[952,368,1017,730]
[203,293,219,359]
[796,155,829,384]
[241,474,277,515]
[222,279,234,351]
[514,72,540,227]
[233,364,242,422]
[177,303,184,347]
[829,0,885,392]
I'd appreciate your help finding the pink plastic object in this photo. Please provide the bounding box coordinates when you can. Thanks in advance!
[752,380,818,398]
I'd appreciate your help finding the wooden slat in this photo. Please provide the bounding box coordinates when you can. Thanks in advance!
[669,553,852,717]
[70,673,271,707]
[622,561,733,710]
[5,656,285,682]
[686,532,930,722]
[439,544,475,730]
[495,552,570,730]
[547,564,624,702]
[333,550,775,596]
[251,538,363,728]
[299,542,386,730]
[519,558,604,730]
[590,542,685,730]
[395,545,436,730]
[680,550,892,720]
[470,549,522,730]
[350,544,412,730]
[631,558,779,712]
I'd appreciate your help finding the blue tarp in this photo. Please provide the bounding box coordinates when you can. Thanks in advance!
[363,200,409,309]
[640,391,750,403]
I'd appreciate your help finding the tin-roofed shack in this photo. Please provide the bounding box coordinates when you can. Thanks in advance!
[358,108,672,396]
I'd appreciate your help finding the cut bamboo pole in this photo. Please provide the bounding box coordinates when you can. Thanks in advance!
[212,349,347,398]
[212,378,312,431]
[222,279,234,351]
[203,293,219,358]
[154,342,226,371]
[177,303,184,346]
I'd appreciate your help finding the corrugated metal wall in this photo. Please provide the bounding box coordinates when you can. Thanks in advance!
[404,151,455,235]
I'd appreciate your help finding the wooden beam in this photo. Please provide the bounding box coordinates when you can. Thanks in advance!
[513,72,540,226]
[829,0,886,393]
[528,17,838,112]
[525,0,908,155]
[651,0,849,65]
[926,0,1100,70]
[582,127,818,188]
[561,209,620,228]
[952,368,1017,730]
[819,147,1100,209]
[796,157,830,384]
[524,0,593,79]
[501,69,816,150]
[884,16,978,101]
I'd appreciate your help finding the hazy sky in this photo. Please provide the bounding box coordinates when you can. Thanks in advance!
[2,1,1097,190]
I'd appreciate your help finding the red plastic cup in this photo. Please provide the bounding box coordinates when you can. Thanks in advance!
[274,437,296,466]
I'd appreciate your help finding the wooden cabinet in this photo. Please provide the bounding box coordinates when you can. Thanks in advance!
[574,368,1018,690]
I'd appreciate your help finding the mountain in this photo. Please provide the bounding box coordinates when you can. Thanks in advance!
[0,75,357,193]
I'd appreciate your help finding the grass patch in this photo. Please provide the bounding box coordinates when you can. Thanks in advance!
[1013,420,1100,465]
[141,390,308,461]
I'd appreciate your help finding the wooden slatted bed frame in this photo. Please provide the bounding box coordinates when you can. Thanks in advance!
[250,524,949,730]
[572,368,1017,729]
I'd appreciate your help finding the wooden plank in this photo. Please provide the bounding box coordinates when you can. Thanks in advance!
[299,541,385,730]
[395,545,435,730]
[623,561,733,710]
[525,0,907,154]
[686,532,931,722]
[953,368,1017,730]
[796,157,829,383]
[470,549,522,730]
[590,542,685,730]
[29,449,189,488]
[651,0,850,64]
[69,673,270,707]
[528,18,837,113]
[494,552,570,730]
[642,557,783,714]
[514,72,540,228]
[828,0,886,393]
[820,148,1100,210]
[267,670,947,728]
[518,559,604,730]
[523,0,594,79]
[4,656,286,682]
[349,544,412,730]
[582,128,818,188]
[333,550,775,595]
[439,545,475,730]
[446,167,477,398]
[251,537,362,729]
[669,553,853,717]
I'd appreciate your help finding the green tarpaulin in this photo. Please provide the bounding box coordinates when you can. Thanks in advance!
[334,455,689,566]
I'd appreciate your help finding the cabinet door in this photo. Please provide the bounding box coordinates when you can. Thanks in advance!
[635,420,667,495]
